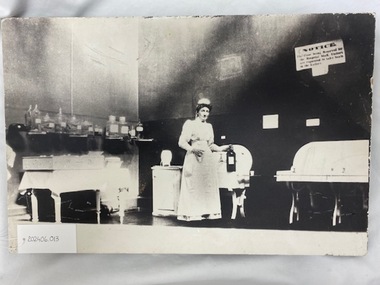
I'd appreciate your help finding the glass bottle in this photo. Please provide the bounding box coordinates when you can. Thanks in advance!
[119,116,129,137]
[136,120,144,139]
[31,104,41,132]
[94,125,103,136]
[129,124,136,138]
[226,147,236,172]
[55,107,67,133]
[68,115,80,135]
[106,115,119,138]
[24,105,32,130]
[76,117,83,135]
[82,119,94,136]
[42,113,55,133]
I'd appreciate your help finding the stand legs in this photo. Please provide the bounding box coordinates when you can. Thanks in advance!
[118,189,128,224]
[96,190,101,224]
[27,189,102,224]
[51,193,62,223]
[289,191,300,224]
[231,189,246,219]
[30,189,39,223]
[332,191,341,226]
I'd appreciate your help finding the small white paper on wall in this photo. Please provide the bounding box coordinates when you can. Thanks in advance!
[263,114,279,129]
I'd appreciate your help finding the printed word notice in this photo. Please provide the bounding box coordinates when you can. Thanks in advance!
[295,39,346,76]
[17,224,77,253]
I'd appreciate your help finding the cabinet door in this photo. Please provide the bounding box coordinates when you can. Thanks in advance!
[153,169,181,213]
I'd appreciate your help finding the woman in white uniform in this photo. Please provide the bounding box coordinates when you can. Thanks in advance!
[177,98,231,221]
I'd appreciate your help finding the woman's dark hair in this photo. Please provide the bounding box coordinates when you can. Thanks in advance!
[196,103,212,113]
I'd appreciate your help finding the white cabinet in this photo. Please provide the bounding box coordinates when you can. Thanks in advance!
[152,166,182,216]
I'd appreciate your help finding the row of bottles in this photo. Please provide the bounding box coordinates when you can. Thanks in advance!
[25,105,100,135]
[105,115,143,139]
[25,105,143,138]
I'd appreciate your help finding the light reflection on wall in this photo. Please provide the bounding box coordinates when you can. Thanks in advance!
[138,15,307,120]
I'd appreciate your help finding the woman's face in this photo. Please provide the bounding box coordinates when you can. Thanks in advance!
[198,107,210,122]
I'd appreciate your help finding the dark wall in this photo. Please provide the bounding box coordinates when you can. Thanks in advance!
[139,15,374,125]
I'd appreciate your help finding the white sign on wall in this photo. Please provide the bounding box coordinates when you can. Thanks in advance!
[295,39,346,76]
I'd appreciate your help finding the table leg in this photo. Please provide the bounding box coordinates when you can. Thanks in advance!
[361,185,368,211]
[289,191,300,224]
[289,192,295,224]
[118,189,127,224]
[96,190,101,224]
[231,191,238,219]
[288,182,304,224]
[51,193,62,223]
[238,190,246,218]
[332,191,342,226]
[295,192,300,222]
[309,188,315,209]
[333,195,338,226]
[31,189,39,223]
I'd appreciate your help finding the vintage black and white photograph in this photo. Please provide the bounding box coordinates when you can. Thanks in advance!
[3,14,375,254]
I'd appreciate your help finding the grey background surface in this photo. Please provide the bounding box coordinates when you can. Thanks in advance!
[0,1,379,284]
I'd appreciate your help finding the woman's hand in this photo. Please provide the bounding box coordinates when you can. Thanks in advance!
[221,144,233,152]
[191,148,204,157]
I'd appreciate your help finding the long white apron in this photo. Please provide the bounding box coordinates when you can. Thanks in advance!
[177,120,221,221]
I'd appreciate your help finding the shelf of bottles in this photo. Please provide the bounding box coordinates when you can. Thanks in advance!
[105,115,144,141]
[23,105,148,154]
